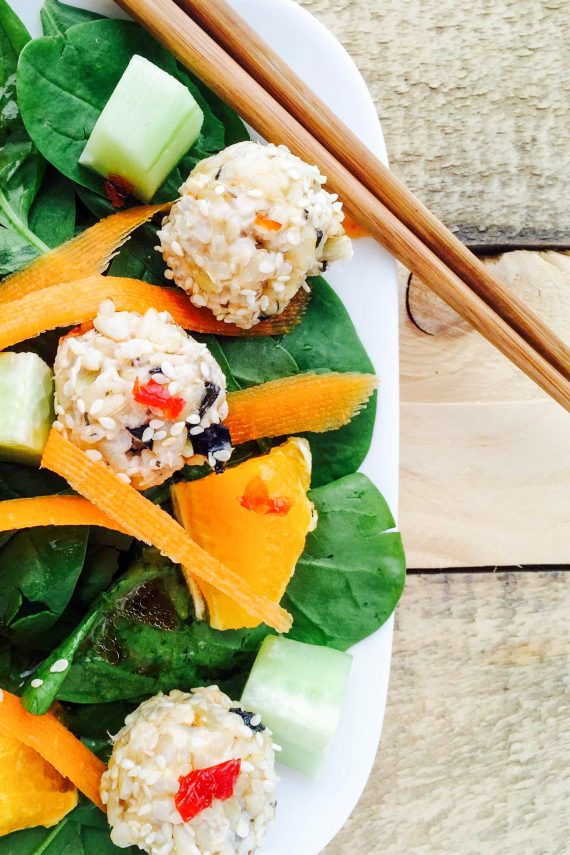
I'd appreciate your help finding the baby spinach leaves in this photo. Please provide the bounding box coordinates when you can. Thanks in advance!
[282,277,377,486]
[0,0,50,274]
[284,472,405,650]
[0,800,138,855]
[0,526,88,641]
[17,17,237,210]
[40,0,103,37]
[32,472,403,708]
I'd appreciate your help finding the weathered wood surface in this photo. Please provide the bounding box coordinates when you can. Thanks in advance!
[296,0,570,851]
[325,571,570,855]
[400,251,570,568]
[300,0,570,248]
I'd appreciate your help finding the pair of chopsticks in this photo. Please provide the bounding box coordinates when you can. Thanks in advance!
[115,0,570,412]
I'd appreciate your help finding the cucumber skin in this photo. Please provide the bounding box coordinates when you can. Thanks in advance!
[0,352,54,465]
[241,635,352,777]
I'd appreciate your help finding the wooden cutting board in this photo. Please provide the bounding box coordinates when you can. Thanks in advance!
[400,251,570,568]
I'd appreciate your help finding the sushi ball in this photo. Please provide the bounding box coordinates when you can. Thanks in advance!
[158,141,352,329]
[101,687,277,855]
[53,301,232,490]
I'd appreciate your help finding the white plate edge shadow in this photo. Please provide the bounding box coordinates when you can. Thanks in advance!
[15,2,400,853]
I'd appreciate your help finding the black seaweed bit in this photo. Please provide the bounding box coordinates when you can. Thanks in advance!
[303,208,309,219]
[128,424,153,450]
[191,424,231,458]
[315,228,324,247]
[198,382,221,419]
[258,313,269,322]
[321,260,329,272]
[215,166,223,181]
[148,367,163,376]
[229,707,266,733]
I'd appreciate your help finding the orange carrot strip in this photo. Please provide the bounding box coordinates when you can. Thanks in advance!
[226,372,378,445]
[0,690,106,810]
[0,276,307,351]
[342,212,370,239]
[254,214,282,232]
[0,204,168,305]
[0,496,127,534]
[41,430,292,633]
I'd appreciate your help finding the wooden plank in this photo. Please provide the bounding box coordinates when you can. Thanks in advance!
[399,251,570,568]
[325,571,570,854]
[300,0,570,247]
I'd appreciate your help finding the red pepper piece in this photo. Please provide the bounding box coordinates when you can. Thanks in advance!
[132,377,186,420]
[104,174,134,209]
[240,475,291,515]
[59,320,94,343]
[175,758,241,823]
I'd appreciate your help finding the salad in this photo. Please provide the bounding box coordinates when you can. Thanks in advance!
[0,1,406,853]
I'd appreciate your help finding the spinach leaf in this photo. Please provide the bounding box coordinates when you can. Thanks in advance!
[284,472,405,650]
[17,19,228,208]
[281,277,377,486]
[55,552,269,704]
[0,0,49,274]
[0,526,88,640]
[0,463,67,500]
[0,800,138,854]
[41,0,103,37]
[28,168,76,248]
[218,338,299,388]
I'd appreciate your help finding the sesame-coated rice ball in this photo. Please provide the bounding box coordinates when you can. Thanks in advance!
[158,141,352,329]
[101,687,277,855]
[53,302,232,491]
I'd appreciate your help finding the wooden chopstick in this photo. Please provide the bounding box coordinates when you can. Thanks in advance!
[175,0,570,383]
[114,0,570,412]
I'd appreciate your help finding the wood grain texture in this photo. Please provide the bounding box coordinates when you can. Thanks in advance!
[117,0,570,408]
[400,251,570,568]
[299,0,570,247]
[176,0,570,381]
[325,571,570,855]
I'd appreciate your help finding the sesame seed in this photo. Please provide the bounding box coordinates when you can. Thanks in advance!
[250,713,262,727]
[186,413,201,425]
[85,449,103,463]
[31,678,44,688]
[53,420,64,432]
[170,240,183,257]
[50,658,69,674]
[272,743,283,752]
[236,818,250,838]
[170,421,186,436]
[150,373,169,385]
[142,427,154,444]
[189,425,204,435]
[77,398,86,414]
[117,473,131,484]
[160,360,175,379]
[154,430,167,441]
[89,399,103,416]
[99,416,116,431]
[149,419,165,429]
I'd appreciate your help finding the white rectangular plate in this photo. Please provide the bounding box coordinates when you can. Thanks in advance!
[14,2,400,852]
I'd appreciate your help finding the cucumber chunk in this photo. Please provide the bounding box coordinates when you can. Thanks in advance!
[241,635,352,777]
[79,54,204,203]
[0,353,54,465]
